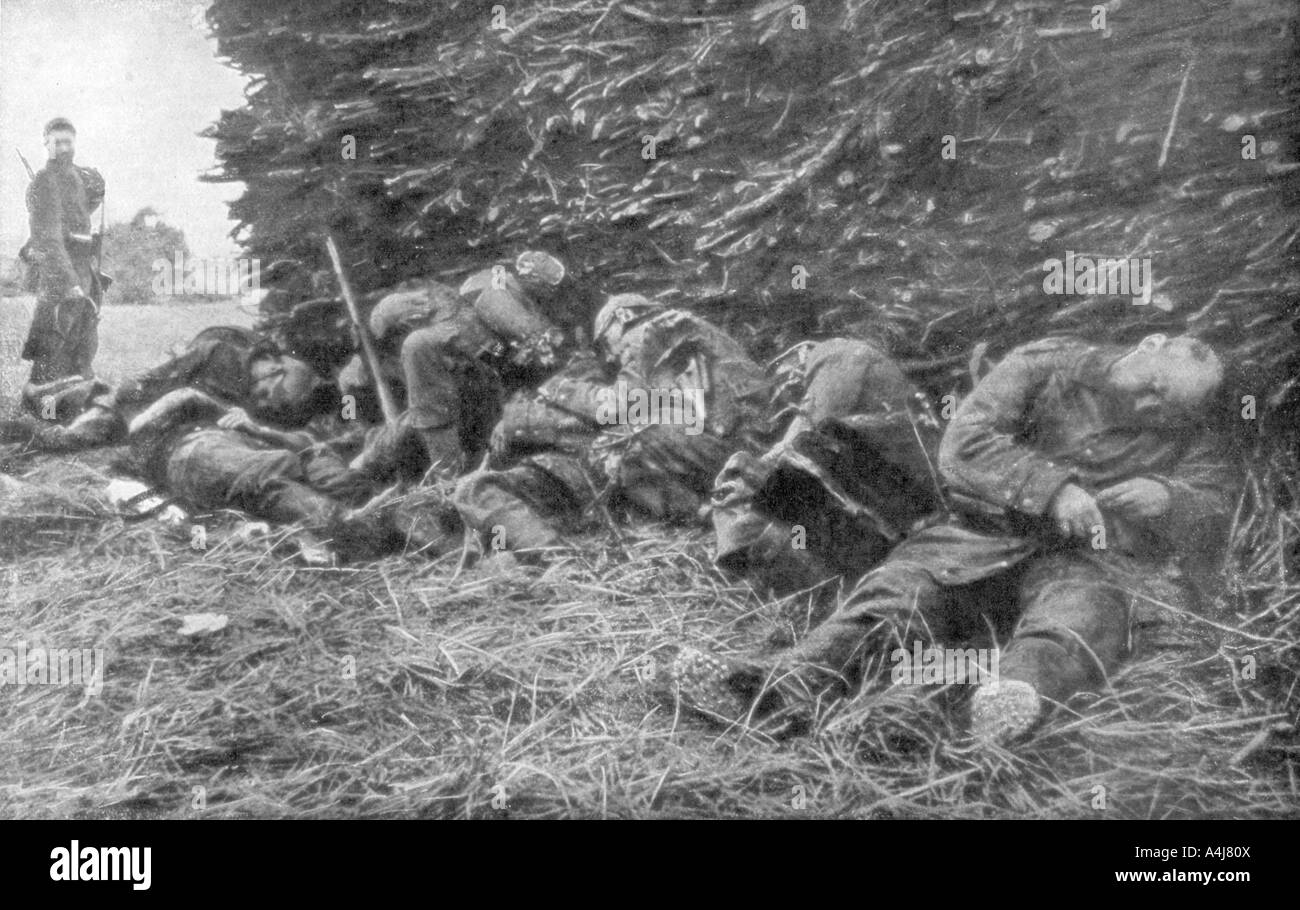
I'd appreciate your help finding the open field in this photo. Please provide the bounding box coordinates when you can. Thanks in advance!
[0,297,256,412]
[0,297,1297,818]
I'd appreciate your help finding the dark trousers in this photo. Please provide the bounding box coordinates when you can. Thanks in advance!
[164,429,364,531]
[453,423,734,552]
[400,326,501,457]
[782,549,1132,705]
[712,338,938,589]
[453,452,592,551]
[23,294,99,385]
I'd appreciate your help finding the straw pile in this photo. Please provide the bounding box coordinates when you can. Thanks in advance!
[202,0,1299,417]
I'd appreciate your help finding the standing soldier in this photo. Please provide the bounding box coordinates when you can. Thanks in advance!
[20,117,106,399]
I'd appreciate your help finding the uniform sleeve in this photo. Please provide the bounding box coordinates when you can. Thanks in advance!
[938,344,1078,516]
[493,394,598,457]
[28,172,79,295]
[536,355,614,423]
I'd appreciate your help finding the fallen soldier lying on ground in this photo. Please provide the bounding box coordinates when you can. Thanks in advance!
[341,252,573,482]
[0,324,438,497]
[125,387,457,559]
[711,337,944,596]
[451,293,773,553]
[0,325,349,454]
[663,333,1238,748]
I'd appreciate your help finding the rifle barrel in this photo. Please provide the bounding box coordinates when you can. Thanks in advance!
[15,148,35,180]
[324,234,402,427]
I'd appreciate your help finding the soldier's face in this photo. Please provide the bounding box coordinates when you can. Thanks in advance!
[44,130,75,163]
[1111,335,1221,425]
[249,354,320,422]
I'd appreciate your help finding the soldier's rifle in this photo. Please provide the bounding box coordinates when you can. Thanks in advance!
[324,233,402,428]
[15,147,35,180]
[14,149,35,272]
[95,178,106,306]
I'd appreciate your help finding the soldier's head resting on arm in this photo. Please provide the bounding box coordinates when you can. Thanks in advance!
[247,344,332,426]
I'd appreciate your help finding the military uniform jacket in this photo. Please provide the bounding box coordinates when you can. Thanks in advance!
[26,159,104,299]
[612,310,773,445]
[885,338,1236,598]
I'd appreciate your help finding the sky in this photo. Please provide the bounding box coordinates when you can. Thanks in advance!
[0,0,250,260]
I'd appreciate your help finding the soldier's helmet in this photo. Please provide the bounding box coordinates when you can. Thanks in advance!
[593,293,666,350]
[514,250,566,287]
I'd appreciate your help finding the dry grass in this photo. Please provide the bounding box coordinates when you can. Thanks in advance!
[0,295,1297,818]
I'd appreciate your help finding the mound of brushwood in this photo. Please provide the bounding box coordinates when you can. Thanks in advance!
[203,0,1298,422]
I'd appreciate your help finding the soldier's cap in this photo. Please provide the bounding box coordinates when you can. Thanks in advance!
[593,293,666,343]
[44,117,76,136]
[514,250,566,286]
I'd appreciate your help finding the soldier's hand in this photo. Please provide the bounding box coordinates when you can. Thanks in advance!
[1049,482,1104,539]
[218,407,254,432]
[1096,478,1171,520]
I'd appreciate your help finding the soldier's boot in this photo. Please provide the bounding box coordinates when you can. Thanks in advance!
[655,645,838,736]
[968,679,1042,746]
[417,426,465,481]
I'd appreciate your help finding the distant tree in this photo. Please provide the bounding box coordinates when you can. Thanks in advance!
[102,207,190,306]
